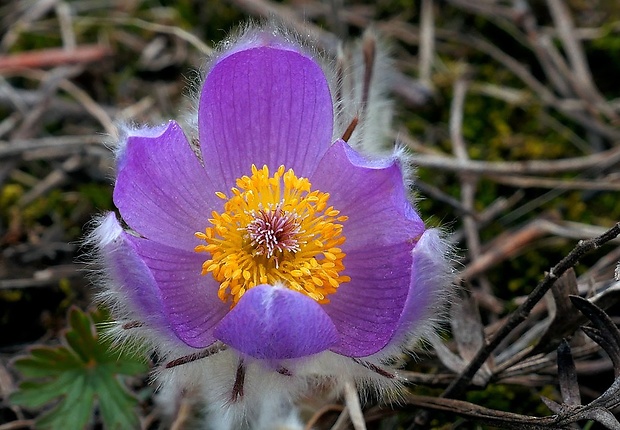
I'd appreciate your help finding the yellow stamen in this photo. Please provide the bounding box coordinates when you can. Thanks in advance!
[195,165,350,306]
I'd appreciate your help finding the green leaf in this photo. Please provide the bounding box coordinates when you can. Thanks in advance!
[10,307,148,430]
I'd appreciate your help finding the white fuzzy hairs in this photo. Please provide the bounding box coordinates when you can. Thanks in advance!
[85,21,454,430]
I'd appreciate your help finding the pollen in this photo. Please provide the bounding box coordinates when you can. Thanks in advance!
[195,165,350,306]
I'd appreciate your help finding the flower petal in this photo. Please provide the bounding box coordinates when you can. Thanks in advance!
[94,213,169,334]
[124,233,229,348]
[214,285,339,360]
[309,141,425,357]
[114,120,221,251]
[324,243,414,357]
[311,140,424,251]
[389,228,451,348]
[198,43,333,181]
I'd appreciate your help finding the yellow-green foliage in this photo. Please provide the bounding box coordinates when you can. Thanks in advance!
[466,383,554,418]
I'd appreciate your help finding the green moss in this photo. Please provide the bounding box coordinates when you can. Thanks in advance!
[77,183,113,211]
[0,184,24,209]
[466,383,552,418]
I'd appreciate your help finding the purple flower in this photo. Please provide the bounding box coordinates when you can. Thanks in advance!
[90,25,450,427]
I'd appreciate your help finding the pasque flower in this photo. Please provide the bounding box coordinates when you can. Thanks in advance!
[90,25,450,429]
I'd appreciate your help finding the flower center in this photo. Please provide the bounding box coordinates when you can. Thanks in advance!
[246,206,301,258]
[195,164,350,306]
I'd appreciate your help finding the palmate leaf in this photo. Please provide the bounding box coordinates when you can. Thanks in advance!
[10,307,148,430]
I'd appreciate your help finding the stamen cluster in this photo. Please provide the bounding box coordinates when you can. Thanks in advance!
[246,205,302,260]
[195,165,350,305]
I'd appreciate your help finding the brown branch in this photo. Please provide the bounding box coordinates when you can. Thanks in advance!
[412,146,620,175]
[229,0,431,107]
[487,173,620,191]
[445,222,620,399]
[0,419,36,430]
[0,135,105,158]
[305,404,345,430]
[418,0,435,87]
[435,28,620,140]
[458,220,548,280]
[545,0,598,101]
[0,45,112,71]
[406,394,554,429]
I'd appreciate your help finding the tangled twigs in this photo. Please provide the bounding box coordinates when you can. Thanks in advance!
[444,222,620,399]
[0,45,112,71]
[408,381,620,430]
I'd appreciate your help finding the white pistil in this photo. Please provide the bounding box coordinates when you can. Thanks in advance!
[246,205,302,259]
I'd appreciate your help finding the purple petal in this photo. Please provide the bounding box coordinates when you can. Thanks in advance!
[95,213,169,334]
[214,285,339,360]
[324,243,414,357]
[309,141,425,357]
[124,233,229,348]
[114,121,221,251]
[198,44,333,181]
[116,123,171,161]
[311,140,424,251]
[389,228,451,348]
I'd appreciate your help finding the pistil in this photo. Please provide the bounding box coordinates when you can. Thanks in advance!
[246,205,302,259]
